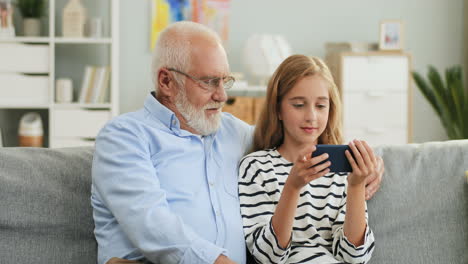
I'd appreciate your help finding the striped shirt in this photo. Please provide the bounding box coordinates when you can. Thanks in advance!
[238,149,375,264]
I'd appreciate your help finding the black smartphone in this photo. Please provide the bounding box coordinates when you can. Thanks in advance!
[311,144,353,173]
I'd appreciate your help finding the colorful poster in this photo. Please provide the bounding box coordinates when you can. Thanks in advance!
[191,0,231,43]
[150,0,190,50]
[150,0,231,50]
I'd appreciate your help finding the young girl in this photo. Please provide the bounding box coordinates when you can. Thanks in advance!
[239,55,381,264]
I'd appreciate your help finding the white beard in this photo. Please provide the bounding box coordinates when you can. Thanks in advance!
[174,88,223,136]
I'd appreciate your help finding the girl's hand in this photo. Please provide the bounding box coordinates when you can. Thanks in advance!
[286,146,331,191]
[345,139,379,187]
[365,156,384,200]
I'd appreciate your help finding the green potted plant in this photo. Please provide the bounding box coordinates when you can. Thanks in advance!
[412,65,468,139]
[16,0,45,36]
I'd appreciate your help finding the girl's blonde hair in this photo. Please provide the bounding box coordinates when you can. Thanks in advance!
[252,55,343,152]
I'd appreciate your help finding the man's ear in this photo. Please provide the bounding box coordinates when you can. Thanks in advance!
[157,69,176,97]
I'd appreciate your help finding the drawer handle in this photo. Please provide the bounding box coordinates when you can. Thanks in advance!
[366,91,385,97]
[80,137,96,141]
[366,128,385,134]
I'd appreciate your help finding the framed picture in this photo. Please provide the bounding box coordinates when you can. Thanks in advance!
[379,20,404,51]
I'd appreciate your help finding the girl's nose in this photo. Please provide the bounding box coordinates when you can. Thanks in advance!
[305,107,317,122]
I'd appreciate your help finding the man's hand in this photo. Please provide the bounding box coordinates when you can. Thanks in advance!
[214,255,237,264]
[364,156,384,200]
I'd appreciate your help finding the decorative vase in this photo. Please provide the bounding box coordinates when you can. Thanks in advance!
[23,18,41,37]
[62,0,86,37]
[18,112,43,147]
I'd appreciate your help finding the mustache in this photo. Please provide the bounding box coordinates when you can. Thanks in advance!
[203,102,225,110]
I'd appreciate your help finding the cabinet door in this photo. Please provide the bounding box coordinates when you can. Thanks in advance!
[0,44,49,73]
[53,109,111,138]
[343,91,408,129]
[342,55,408,92]
[223,96,254,124]
[0,74,49,105]
[344,128,407,147]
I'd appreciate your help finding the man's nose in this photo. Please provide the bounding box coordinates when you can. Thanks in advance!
[212,85,227,103]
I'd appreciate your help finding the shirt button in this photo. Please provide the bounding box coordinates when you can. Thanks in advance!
[209,182,214,187]
[172,120,176,125]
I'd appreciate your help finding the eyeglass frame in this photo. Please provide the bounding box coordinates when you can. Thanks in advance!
[167,68,235,92]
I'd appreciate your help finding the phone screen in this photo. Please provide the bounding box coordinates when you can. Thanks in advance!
[311,144,353,173]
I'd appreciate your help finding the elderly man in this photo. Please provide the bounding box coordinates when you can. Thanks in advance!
[91,21,382,264]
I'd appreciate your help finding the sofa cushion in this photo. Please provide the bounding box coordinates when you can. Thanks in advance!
[369,140,468,263]
[0,147,96,263]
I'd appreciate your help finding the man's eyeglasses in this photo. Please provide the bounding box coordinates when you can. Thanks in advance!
[167,68,235,92]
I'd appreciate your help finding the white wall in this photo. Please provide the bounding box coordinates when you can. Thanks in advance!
[119,0,465,143]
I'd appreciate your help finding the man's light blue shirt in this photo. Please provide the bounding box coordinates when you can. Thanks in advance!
[91,93,253,264]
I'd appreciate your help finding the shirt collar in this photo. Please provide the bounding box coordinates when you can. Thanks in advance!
[144,92,180,131]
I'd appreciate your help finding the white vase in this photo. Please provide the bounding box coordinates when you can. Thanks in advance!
[23,18,41,37]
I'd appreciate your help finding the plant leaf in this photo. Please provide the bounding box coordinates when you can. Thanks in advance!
[412,71,441,116]
[446,67,463,138]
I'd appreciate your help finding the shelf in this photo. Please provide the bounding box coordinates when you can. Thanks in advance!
[0,104,50,109]
[0,37,112,44]
[53,103,112,109]
[54,37,112,44]
[0,37,51,43]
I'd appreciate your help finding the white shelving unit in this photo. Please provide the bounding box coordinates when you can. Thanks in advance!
[0,0,119,148]
[338,52,413,146]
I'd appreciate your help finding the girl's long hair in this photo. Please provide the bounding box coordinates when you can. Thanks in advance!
[252,55,343,152]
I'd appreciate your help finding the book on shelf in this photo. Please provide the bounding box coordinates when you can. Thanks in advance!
[78,66,96,103]
[78,65,110,104]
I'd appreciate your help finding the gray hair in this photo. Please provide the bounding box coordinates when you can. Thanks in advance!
[151,21,221,94]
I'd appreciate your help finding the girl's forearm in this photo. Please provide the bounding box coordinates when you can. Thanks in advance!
[271,183,301,248]
[343,183,367,246]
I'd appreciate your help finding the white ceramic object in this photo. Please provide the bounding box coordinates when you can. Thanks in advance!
[56,78,73,103]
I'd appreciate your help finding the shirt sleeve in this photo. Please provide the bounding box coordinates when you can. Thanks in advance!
[331,185,375,263]
[92,120,226,264]
[238,157,291,264]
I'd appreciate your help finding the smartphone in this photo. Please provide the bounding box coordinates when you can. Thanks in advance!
[311,144,353,173]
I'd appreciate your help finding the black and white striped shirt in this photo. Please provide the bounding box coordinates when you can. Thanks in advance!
[239,149,375,264]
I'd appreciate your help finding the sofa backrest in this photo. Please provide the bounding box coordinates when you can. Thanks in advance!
[1,141,467,264]
[0,147,96,264]
[370,140,468,263]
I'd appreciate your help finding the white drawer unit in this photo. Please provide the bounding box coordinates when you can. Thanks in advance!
[338,52,412,145]
[53,109,111,138]
[0,43,49,73]
[0,74,49,105]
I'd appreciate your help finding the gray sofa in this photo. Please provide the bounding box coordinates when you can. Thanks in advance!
[0,140,467,263]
